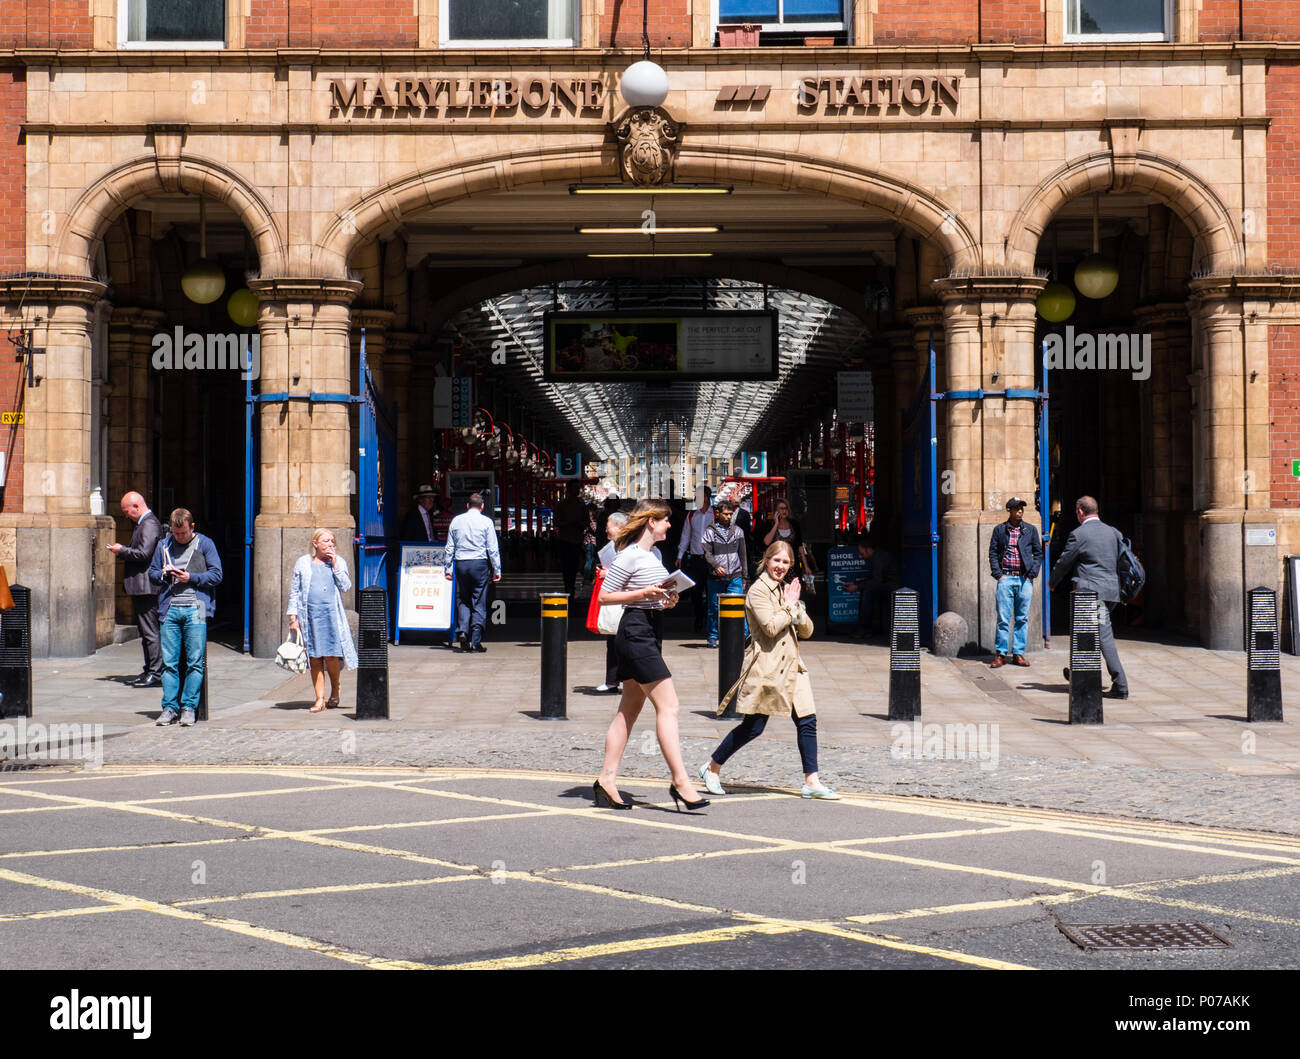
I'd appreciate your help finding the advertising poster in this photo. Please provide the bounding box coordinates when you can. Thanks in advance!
[827,545,868,625]
[397,544,454,632]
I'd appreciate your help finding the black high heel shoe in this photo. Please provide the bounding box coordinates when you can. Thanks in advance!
[593,780,632,810]
[669,785,710,812]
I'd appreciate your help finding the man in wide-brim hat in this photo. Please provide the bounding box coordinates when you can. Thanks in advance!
[401,484,439,542]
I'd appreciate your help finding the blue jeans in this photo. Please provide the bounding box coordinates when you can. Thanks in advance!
[161,605,206,713]
[455,559,492,646]
[707,576,747,641]
[994,574,1033,656]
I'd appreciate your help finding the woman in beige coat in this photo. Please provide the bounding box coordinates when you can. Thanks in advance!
[700,540,841,799]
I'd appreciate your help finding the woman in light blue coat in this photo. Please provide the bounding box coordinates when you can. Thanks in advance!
[287,529,358,712]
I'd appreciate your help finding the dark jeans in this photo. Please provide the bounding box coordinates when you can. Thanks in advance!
[712,712,818,775]
[682,553,709,629]
[132,593,161,677]
[455,558,492,646]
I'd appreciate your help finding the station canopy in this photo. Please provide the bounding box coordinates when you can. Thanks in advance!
[444,277,871,461]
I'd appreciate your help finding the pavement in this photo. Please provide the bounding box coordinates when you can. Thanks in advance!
[11,625,1300,836]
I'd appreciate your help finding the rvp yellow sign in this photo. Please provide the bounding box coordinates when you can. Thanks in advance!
[0,412,22,425]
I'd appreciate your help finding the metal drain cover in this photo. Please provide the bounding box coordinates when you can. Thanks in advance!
[1057,923,1232,951]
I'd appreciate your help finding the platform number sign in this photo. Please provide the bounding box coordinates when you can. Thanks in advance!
[556,453,583,479]
[739,452,767,478]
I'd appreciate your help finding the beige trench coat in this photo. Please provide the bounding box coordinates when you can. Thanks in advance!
[718,572,816,718]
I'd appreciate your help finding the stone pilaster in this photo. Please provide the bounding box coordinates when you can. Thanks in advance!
[386,333,416,505]
[247,277,362,657]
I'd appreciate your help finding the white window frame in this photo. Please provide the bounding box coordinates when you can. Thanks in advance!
[712,0,849,36]
[440,0,580,48]
[1063,0,1172,42]
[117,0,226,49]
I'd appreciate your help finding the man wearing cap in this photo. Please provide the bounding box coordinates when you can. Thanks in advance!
[401,485,439,543]
[988,497,1042,668]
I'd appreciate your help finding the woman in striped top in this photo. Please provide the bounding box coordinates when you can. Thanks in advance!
[593,499,709,812]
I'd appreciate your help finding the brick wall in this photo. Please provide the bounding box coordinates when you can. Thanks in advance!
[1268,64,1300,268]
[981,0,1044,44]
[0,1,94,47]
[0,65,22,512]
[1270,326,1300,505]
[874,0,977,43]
[1199,1,1240,41]
[247,0,418,47]
[603,0,692,48]
[1244,2,1300,39]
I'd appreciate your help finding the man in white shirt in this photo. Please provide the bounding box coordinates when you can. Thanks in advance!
[675,486,714,634]
[443,493,502,652]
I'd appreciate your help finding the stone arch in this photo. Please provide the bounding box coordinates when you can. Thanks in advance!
[1004,150,1243,276]
[315,142,981,278]
[55,155,287,277]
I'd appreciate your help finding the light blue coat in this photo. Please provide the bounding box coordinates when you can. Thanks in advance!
[286,554,358,670]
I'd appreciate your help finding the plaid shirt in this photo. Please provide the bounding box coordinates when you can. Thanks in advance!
[1002,524,1023,573]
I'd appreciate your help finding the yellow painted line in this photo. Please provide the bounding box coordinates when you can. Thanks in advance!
[1124,864,1300,892]
[171,873,480,907]
[0,866,436,970]
[1,836,248,861]
[831,825,1037,846]
[0,904,144,924]
[123,781,376,805]
[847,895,1082,926]
[432,923,798,970]
[550,843,800,873]
[0,803,97,816]
[1038,888,1300,929]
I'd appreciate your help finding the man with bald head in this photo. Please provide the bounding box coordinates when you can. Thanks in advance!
[107,491,164,687]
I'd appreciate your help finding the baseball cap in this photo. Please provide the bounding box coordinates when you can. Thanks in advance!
[1006,496,1027,510]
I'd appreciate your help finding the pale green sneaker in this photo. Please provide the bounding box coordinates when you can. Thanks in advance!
[801,784,842,800]
[698,762,726,796]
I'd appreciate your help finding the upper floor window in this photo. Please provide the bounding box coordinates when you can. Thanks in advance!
[718,0,846,32]
[119,0,225,48]
[1065,0,1171,41]
[442,0,577,46]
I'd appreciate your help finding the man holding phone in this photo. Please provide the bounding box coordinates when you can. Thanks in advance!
[147,509,223,726]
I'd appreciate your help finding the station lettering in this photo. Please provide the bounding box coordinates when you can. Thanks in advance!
[795,74,960,112]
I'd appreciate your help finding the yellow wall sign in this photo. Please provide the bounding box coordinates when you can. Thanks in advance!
[1,412,23,425]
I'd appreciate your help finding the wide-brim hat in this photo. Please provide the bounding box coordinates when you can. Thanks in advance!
[413,484,437,498]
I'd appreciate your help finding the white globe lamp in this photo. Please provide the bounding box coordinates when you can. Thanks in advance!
[620,60,669,108]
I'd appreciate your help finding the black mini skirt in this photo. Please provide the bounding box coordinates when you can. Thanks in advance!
[614,607,671,684]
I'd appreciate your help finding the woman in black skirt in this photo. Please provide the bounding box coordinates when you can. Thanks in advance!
[594,499,709,812]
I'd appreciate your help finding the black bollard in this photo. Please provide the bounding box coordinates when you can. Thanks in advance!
[540,593,568,720]
[1068,590,1104,724]
[355,586,390,720]
[717,592,746,719]
[0,585,32,719]
[195,635,209,722]
[1247,586,1284,722]
[888,587,921,721]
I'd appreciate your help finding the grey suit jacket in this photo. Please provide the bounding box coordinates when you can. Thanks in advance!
[118,511,163,596]
[1049,517,1122,603]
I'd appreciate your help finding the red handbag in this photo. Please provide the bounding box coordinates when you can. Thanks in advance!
[585,566,605,634]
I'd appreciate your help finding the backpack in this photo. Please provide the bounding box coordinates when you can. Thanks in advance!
[1116,532,1146,603]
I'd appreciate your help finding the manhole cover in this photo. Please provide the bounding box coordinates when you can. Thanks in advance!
[1057,923,1232,951]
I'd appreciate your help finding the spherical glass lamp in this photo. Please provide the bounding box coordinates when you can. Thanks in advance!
[620,60,669,108]
[226,288,258,327]
[181,261,226,305]
[1036,282,1076,322]
[1074,254,1119,300]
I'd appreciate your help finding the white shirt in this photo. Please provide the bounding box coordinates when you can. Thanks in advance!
[444,508,501,572]
[677,507,715,559]
[604,545,672,609]
[600,541,662,569]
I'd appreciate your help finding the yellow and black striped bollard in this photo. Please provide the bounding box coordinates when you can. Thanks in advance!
[718,593,746,719]
[540,593,569,720]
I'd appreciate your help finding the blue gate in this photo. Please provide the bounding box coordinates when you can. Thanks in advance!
[900,336,938,642]
[357,330,398,593]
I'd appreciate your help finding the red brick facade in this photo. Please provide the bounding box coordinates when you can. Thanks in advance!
[1244,3,1300,39]
[979,1,1045,44]
[874,0,978,43]
[1200,1,1241,41]
[248,0,419,48]
[603,0,692,48]
[1270,326,1300,504]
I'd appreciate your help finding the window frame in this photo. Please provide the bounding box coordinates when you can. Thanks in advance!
[439,0,581,48]
[712,0,849,36]
[117,0,227,49]
[1063,0,1173,43]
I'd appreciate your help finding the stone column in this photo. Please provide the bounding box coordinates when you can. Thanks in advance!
[0,277,107,656]
[353,309,394,396]
[247,277,362,657]
[1188,286,1253,650]
[386,332,416,502]
[932,278,1045,649]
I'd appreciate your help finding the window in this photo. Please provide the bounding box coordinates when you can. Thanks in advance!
[1065,0,1171,41]
[442,0,577,46]
[717,0,845,32]
[119,0,225,48]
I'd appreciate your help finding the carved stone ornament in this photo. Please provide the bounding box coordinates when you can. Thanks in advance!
[614,107,682,187]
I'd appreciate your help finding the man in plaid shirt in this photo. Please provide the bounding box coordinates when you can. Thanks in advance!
[988,496,1043,668]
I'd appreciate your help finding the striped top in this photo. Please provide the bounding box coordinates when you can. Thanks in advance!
[603,544,672,610]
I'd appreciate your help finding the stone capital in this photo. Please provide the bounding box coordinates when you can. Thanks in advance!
[248,276,363,306]
[932,274,1047,306]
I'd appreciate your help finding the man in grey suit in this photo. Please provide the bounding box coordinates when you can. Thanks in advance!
[107,492,164,688]
[1049,495,1129,699]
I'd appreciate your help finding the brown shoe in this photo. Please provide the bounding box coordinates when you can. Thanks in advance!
[1012,654,1030,667]
[990,654,1005,668]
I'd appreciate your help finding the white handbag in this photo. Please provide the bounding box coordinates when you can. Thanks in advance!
[596,603,624,636]
[275,627,309,673]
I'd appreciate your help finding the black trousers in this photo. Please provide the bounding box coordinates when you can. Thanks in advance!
[132,594,161,677]
[604,637,619,687]
[682,553,709,629]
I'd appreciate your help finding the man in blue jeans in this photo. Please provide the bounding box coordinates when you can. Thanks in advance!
[148,508,223,726]
[988,496,1042,668]
[702,500,748,648]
